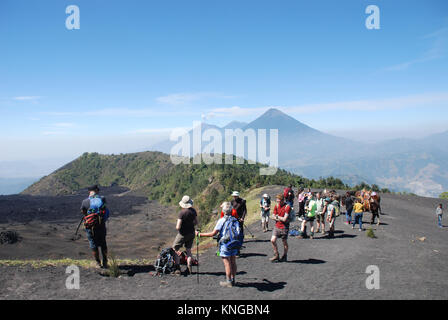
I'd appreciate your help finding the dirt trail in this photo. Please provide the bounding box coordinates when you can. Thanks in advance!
[1,186,447,299]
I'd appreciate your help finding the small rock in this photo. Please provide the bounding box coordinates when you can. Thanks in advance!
[417,237,426,242]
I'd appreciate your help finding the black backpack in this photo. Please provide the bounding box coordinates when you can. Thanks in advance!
[154,248,176,274]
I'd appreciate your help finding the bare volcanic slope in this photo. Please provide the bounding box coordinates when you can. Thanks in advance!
[0,186,179,260]
[1,186,448,300]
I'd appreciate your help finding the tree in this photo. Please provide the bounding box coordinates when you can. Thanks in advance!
[439,192,448,200]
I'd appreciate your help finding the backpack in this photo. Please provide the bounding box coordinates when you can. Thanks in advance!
[287,204,296,223]
[84,196,108,229]
[331,201,340,217]
[218,216,244,251]
[154,248,177,274]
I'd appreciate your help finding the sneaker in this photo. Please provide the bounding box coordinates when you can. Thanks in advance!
[219,281,233,288]
[269,255,280,263]
[279,254,287,262]
[359,229,363,231]
[310,235,314,239]
[352,225,355,229]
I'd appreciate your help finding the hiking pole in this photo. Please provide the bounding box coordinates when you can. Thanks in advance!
[196,230,200,285]
[243,222,255,238]
[73,216,84,239]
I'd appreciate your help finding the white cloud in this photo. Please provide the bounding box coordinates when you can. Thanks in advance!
[13,96,42,101]
[156,92,235,105]
[53,122,75,128]
[207,92,448,118]
[384,27,448,71]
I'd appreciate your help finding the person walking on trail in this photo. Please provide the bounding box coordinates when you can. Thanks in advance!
[231,191,247,256]
[299,192,317,239]
[172,195,198,275]
[270,194,291,263]
[297,188,306,219]
[344,191,354,225]
[436,204,443,228]
[370,196,380,225]
[196,202,239,288]
[315,192,326,234]
[325,197,336,238]
[352,198,365,231]
[81,185,110,269]
[260,194,271,232]
[284,185,295,208]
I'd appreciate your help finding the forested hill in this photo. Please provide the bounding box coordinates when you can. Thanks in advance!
[22,151,353,225]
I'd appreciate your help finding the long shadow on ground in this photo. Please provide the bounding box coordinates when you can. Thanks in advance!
[239,252,267,258]
[236,279,287,292]
[286,258,325,264]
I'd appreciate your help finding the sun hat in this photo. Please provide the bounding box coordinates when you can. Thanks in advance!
[263,193,269,198]
[231,191,240,197]
[179,195,194,209]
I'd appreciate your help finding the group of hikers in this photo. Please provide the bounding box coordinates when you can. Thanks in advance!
[78,183,443,287]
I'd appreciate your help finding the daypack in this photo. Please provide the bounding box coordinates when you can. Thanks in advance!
[218,216,244,251]
[84,196,108,229]
[330,201,340,217]
[154,247,177,274]
[287,205,296,223]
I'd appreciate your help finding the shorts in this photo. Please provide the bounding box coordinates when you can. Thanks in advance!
[272,227,289,240]
[261,210,270,222]
[315,213,325,223]
[85,226,107,250]
[173,232,195,251]
[304,216,315,222]
[218,245,239,257]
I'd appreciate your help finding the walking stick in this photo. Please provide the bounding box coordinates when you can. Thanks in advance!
[72,216,84,240]
[243,222,255,238]
[196,230,200,284]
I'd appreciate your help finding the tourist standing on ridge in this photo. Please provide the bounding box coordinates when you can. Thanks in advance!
[260,193,271,232]
[344,191,354,225]
[436,204,443,228]
[315,192,326,234]
[172,195,198,275]
[270,194,291,262]
[196,202,240,288]
[81,185,109,268]
[231,191,247,256]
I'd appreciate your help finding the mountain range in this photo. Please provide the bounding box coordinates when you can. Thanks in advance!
[150,108,448,197]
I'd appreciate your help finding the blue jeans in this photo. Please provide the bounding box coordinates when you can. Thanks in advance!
[346,208,353,223]
[438,215,443,227]
[353,212,363,230]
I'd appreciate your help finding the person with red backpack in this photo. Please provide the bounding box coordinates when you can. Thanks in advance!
[80,185,109,268]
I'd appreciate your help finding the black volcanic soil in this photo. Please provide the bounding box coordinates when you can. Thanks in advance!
[1,186,448,300]
[0,186,179,260]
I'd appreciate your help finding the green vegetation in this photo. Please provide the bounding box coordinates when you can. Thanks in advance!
[366,227,376,239]
[25,151,388,230]
[106,253,121,277]
[439,192,448,200]
[0,258,152,268]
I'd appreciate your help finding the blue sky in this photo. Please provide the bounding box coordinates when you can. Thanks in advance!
[1,0,448,167]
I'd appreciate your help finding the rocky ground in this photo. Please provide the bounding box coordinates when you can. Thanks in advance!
[0,186,447,299]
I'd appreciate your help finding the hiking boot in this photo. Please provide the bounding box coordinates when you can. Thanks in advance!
[173,269,182,276]
[219,281,233,288]
[279,254,287,262]
[269,255,280,263]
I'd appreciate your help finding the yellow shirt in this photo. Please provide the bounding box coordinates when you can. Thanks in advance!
[353,203,364,213]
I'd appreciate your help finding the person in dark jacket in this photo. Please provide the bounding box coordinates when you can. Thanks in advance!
[344,192,354,224]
